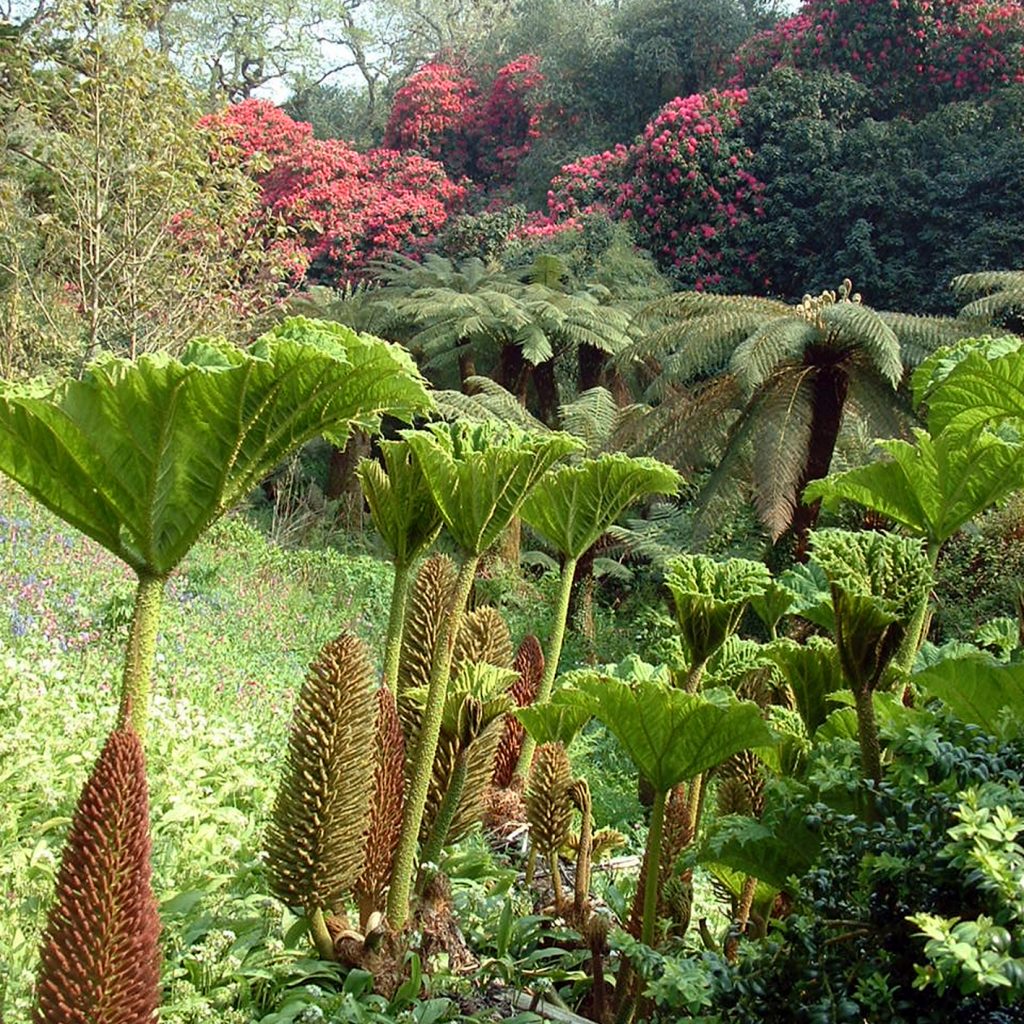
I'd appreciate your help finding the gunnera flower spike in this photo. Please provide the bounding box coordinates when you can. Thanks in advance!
[34,720,161,1024]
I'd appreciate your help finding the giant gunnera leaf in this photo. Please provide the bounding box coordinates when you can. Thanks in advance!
[664,555,772,672]
[0,318,432,576]
[402,421,581,558]
[804,428,1024,550]
[519,453,681,560]
[570,675,774,794]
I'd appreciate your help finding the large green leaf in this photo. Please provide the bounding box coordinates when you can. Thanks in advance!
[768,637,843,734]
[926,348,1024,437]
[0,319,432,575]
[357,440,442,566]
[571,675,774,793]
[700,811,821,892]
[402,422,581,557]
[911,335,1023,410]
[810,529,931,693]
[519,454,681,560]
[914,657,1024,740]
[664,555,773,669]
[804,428,1024,547]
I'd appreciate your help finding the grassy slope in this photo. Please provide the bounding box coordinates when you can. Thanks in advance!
[0,479,395,1022]
[0,479,649,1022]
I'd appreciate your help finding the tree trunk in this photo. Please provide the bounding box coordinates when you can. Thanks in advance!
[325,429,369,530]
[498,344,527,402]
[532,359,560,427]
[788,365,849,561]
[458,349,477,389]
[577,344,606,393]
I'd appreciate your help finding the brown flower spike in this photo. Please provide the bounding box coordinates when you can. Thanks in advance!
[34,723,160,1024]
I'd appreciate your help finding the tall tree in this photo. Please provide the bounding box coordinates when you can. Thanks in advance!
[1,7,290,368]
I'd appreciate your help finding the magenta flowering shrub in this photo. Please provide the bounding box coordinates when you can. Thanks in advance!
[732,0,1024,113]
[542,90,764,290]
[383,60,480,177]
[545,145,630,219]
[202,100,466,284]
[618,90,764,290]
[383,54,545,187]
[474,55,545,184]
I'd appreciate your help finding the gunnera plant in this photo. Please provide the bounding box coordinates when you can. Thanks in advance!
[492,634,545,788]
[34,723,160,1024]
[266,633,375,959]
[398,554,457,694]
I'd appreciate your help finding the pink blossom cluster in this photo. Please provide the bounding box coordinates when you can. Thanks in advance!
[732,0,1024,109]
[201,100,466,283]
[383,54,545,187]
[542,91,764,290]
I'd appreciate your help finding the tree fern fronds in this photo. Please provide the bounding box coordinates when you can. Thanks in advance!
[750,369,815,540]
[34,723,160,1024]
[731,319,817,393]
[818,303,902,386]
[956,290,1024,322]
[876,311,981,366]
[265,634,375,913]
[951,270,1024,296]
[433,379,548,429]
[641,376,742,468]
[846,369,912,441]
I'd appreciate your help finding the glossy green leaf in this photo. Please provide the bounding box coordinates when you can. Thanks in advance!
[571,675,775,793]
[911,335,1023,410]
[927,348,1024,437]
[402,422,581,557]
[520,453,681,560]
[0,319,432,575]
[804,428,1024,547]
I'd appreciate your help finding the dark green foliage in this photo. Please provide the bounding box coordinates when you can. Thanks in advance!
[710,722,1024,1024]
[933,495,1024,642]
[737,73,1024,314]
[265,633,375,912]
[34,724,160,1024]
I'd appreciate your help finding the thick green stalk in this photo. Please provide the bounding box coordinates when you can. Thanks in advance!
[387,555,478,927]
[854,687,883,786]
[118,571,165,736]
[684,659,707,694]
[641,789,667,946]
[308,907,335,961]
[514,554,578,781]
[893,541,940,676]
[382,560,413,693]
[417,751,469,890]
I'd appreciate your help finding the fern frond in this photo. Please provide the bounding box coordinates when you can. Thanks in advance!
[950,270,1024,295]
[731,318,817,393]
[957,290,1024,322]
[749,369,815,540]
[877,311,980,367]
[819,303,901,386]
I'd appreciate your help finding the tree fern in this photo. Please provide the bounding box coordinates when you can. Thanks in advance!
[750,369,816,541]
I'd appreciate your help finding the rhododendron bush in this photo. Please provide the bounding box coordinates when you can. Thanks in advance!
[383,55,544,187]
[202,100,466,283]
[733,0,1024,113]
[543,90,764,290]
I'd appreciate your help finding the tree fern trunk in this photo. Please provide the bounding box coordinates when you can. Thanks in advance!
[789,365,849,560]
